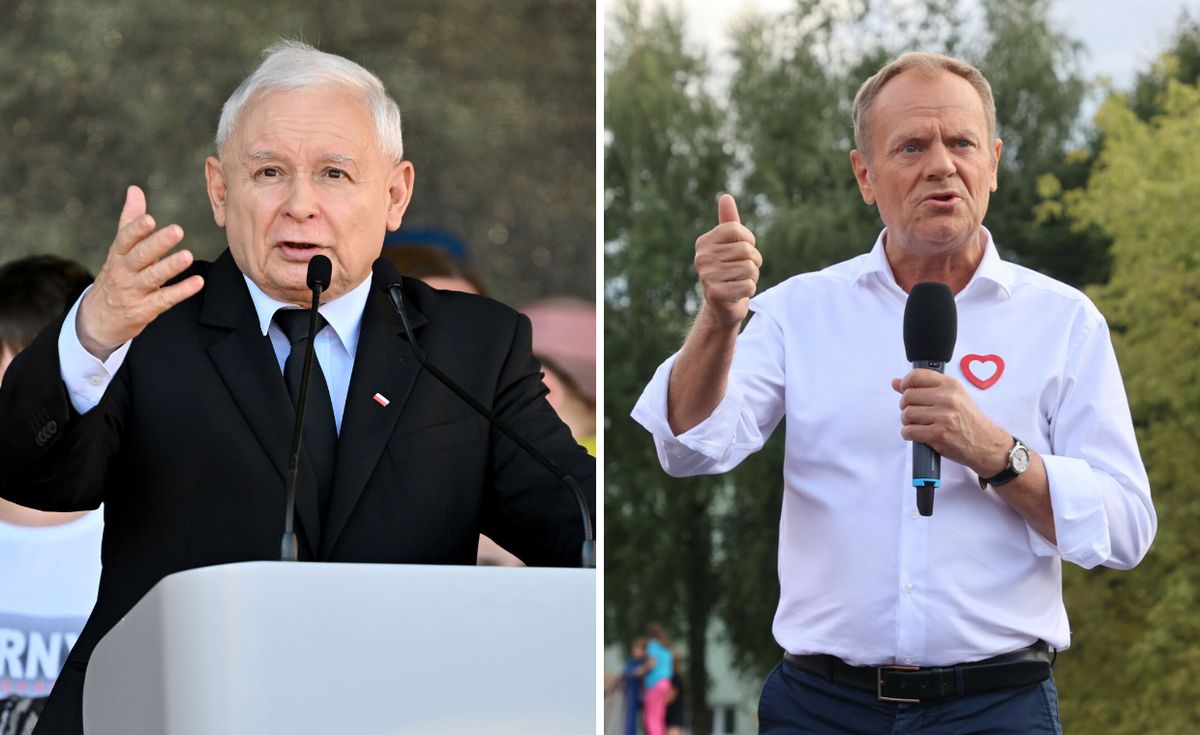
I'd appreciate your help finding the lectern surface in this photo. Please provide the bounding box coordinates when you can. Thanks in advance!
[83,562,595,734]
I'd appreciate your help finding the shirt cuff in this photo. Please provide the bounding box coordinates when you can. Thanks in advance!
[630,353,759,475]
[1027,454,1111,569]
[58,289,132,415]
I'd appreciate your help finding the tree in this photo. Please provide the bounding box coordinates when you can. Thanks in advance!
[971,0,1113,288]
[0,0,594,306]
[604,3,733,732]
[1129,12,1200,122]
[1050,78,1200,735]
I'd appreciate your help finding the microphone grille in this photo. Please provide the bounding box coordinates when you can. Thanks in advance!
[306,255,333,290]
[903,281,957,362]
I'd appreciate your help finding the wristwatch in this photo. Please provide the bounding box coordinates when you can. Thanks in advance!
[978,437,1031,489]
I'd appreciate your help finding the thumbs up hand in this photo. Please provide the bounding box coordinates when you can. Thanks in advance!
[694,194,761,327]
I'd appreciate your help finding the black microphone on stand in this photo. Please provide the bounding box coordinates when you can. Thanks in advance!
[903,281,957,517]
[385,279,596,569]
[280,255,333,562]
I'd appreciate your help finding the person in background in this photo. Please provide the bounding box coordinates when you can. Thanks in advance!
[643,623,675,735]
[0,255,100,735]
[383,236,597,456]
[665,653,685,735]
[379,233,488,296]
[523,298,596,455]
[605,636,649,735]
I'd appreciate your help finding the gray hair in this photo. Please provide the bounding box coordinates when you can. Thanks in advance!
[852,51,996,161]
[214,39,404,163]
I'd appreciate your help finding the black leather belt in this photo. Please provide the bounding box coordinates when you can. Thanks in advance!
[783,641,1053,704]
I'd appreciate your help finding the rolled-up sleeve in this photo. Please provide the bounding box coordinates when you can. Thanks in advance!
[631,309,787,477]
[1028,317,1156,570]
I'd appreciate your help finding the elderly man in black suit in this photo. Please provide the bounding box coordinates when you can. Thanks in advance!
[0,40,594,735]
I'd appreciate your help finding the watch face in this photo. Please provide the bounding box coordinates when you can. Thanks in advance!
[1012,444,1031,474]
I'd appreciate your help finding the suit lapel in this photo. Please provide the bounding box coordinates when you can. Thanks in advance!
[321,269,427,558]
[200,251,322,556]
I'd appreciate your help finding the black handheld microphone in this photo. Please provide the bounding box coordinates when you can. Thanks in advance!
[902,281,957,517]
[280,254,333,561]
[385,280,596,569]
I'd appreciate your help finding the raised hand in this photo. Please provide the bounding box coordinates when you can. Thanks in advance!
[666,194,762,434]
[693,194,761,327]
[76,186,205,359]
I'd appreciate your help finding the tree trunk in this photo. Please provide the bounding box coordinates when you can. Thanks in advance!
[684,481,714,735]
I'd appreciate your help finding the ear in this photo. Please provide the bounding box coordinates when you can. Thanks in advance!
[204,156,228,228]
[385,161,416,231]
[989,138,1003,192]
[849,150,876,205]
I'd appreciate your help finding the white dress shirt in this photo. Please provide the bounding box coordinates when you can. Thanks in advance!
[632,229,1156,667]
[58,273,373,434]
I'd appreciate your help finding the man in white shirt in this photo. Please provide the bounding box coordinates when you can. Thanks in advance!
[632,51,1155,733]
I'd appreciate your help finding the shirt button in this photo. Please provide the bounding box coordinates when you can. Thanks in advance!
[905,657,914,664]
[89,375,103,386]
[905,582,914,592]
[910,510,918,520]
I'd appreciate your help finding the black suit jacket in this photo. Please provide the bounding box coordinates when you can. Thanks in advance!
[0,251,594,734]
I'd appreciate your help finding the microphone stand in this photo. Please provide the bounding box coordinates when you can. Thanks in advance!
[280,257,331,561]
[386,282,595,569]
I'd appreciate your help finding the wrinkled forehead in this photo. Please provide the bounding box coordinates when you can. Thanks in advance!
[872,72,989,139]
[224,85,378,155]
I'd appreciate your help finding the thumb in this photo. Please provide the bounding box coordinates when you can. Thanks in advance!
[717,193,740,225]
[119,185,147,229]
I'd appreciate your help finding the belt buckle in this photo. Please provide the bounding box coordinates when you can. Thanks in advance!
[877,664,921,704]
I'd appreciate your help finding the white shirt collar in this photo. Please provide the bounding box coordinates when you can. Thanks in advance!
[243,273,372,357]
[852,225,1013,298]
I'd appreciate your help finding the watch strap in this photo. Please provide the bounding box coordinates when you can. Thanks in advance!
[979,437,1025,489]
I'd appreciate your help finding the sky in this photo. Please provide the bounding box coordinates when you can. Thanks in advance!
[1052,0,1200,87]
[619,0,1200,94]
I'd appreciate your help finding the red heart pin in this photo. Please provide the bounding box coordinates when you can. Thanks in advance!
[960,354,1005,390]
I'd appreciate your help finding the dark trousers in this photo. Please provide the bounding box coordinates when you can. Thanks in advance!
[759,660,1062,734]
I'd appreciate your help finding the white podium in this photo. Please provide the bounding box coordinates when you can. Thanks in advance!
[82,562,595,734]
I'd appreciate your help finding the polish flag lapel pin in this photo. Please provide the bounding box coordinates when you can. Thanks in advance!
[960,354,1004,390]
[372,393,390,407]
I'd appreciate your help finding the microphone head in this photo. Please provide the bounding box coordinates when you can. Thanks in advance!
[370,254,404,291]
[306,255,333,291]
[903,281,957,362]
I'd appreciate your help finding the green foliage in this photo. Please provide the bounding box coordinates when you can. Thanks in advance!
[1129,12,1200,121]
[604,4,732,731]
[1055,80,1200,734]
[0,0,594,306]
[973,0,1112,287]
